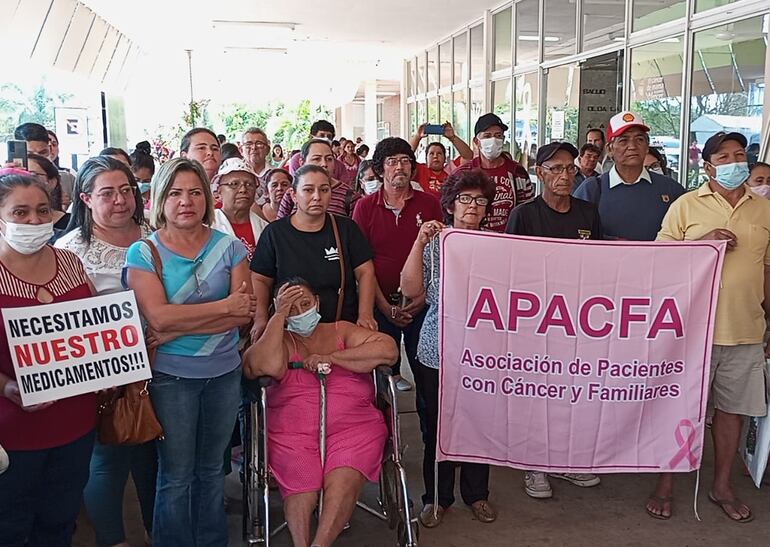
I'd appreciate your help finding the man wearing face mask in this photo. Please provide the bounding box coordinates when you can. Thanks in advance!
[573,111,685,241]
[456,113,533,232]
[648,131,770,523]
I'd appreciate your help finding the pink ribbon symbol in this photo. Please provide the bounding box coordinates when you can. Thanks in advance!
[668,419,698,469]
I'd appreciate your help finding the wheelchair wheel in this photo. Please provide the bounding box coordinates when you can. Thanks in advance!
[380,459,400,529]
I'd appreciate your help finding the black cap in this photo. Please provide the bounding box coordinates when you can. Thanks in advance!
[702,132,748,163]
[474,113,509,136]
[536,141,579,165]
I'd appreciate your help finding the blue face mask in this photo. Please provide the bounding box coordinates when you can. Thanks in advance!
[286,305,321,337]
[712,162,749,190]
[138,182,151,194]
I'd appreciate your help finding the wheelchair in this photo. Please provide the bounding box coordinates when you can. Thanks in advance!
[241,365,419,546]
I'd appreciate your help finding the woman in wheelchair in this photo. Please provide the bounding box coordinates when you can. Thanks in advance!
[243,277,399,547]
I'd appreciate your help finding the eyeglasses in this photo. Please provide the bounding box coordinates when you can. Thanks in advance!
[243,141,268,150]
[93,186,136,201]
[219,180,256,190]
[455,194,489,206]
[384,157,412,167]
[541,164,578,175]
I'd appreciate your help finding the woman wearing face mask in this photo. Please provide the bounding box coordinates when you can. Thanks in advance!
[243,277,397,547]
[26,153,70,239]
[259,168,292,222]
[456,113,534,232]
[400,169,498,528]
[130,147,156,210]
[644,147,674,180]
[354,159,380,196]
[124,158,256,545]
[54,156,156,547]
[0,170,97,546]
[250,164,378,342]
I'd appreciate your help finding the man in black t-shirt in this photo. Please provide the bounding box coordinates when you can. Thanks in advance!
[506,141,602,240]
[505,141,602,500]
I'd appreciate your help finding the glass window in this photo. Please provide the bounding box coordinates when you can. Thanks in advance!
[407,59,415,97]
[633,1,686,33]
[417,53,426,95]
[545,64,580,144]
[440,93,452,125]
[582,0,625,51]
[494,7,512,72]
[695,0,737,12]
[470,85,485,137]
[439,40,452,88]
[687,15,767,188]
[417,100,426,127]
[578,51,624,145]
[454,32,468,85]
[407,102,417,138]
[428,46,438,92]
[492,79,513,149]
[544,0,577,61]
[470,24,484,81]
[428,97,439,123]
[515,72,539,172]
[453,89,469,143]
[516,0,540,66]
[630,39,684,181]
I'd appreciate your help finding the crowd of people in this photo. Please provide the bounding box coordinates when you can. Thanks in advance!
[0,107,768,546]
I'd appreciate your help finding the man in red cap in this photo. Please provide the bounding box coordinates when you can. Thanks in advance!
[573,111,684,240]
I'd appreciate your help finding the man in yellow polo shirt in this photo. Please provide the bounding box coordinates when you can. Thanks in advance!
[646,132,770,523]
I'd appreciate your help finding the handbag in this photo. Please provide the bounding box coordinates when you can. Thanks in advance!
[96,238,164,445]
[329,214,345,321]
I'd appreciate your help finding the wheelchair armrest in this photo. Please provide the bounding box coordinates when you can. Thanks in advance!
[375,365,393,377]
[242,375,276,398]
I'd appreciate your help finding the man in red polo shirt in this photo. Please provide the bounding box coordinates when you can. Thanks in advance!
[457,113,534,232]
[353,137,443,391]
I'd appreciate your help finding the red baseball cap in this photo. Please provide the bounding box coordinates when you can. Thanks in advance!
[607,111,650,141]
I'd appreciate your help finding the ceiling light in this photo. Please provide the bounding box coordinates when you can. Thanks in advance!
[519,35,560,42]
[224,47,288,54]
[212,20,297,31]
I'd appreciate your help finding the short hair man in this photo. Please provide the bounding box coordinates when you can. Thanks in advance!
[14,122,50,157]
[287,120,346,181]
[409,122,474,197]
[572,111,684,240]
[650,131,770,522]
[180,127,221,182]
[574,143,601,192]
[585,127,608,173]
[352,137,443,391]
[455,113,534,232]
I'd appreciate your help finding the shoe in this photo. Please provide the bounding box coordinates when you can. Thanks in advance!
[470,500,497,523]
[0,444,7,474]
[395,377,413,392]
[419,504,445,528]
[550,473,601,488]
[524,471,552,499]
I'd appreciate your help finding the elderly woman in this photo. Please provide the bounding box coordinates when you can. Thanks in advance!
[243,277,397,547]
[124,157,256,545]
[211,158,268,261]
[250,164,377,340]
[0,170,96,545]
[400,169,498,528]
[258,168,292,222]
[55,156,155,547]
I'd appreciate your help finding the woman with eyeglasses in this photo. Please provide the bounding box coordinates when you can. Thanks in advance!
[400,169,499,529]
[211,158,268,262]
[55,156,156,547]
[124,158,256,545]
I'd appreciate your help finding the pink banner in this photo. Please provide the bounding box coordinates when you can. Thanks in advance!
[437,230,725,473]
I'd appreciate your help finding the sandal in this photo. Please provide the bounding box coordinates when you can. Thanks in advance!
[708,493,754,523]
[645,494,672,520]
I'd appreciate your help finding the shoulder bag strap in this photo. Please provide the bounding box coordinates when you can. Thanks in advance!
[329,214,345,322]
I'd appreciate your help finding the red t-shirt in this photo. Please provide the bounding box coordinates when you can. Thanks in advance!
[414,163,449,198]
[231,221,256,261]
[456,156,534,232]
[352,188,443,297]
[0,247,96,450]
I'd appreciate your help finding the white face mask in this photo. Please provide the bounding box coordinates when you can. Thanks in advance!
[0,220,54,255]
[362,179,382,195]
[648,167,664,175]
[479,137,504,160]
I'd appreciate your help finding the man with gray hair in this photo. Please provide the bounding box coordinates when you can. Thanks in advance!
[240,127,271,207]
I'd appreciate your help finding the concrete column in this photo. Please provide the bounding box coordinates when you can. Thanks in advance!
[365,79,378,146]
[340,102,355,139]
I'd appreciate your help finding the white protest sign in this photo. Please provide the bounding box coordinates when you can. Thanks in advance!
[3,291,151,406]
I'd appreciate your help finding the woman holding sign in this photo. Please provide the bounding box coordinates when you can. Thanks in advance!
[124,157,255,546]
[400,169,498,528]
[56,156,157,547]
[0,170,97,546]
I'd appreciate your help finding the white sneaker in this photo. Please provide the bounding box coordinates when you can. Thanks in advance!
[524,471,552,499]
[549,473,601,488]
[0,444,8,474]
[395,377,413,392]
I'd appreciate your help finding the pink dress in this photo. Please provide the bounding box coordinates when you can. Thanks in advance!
[267,327,387,497]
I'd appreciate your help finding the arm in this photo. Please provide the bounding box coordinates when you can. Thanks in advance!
[250,272,274,342]
[409,123,426,152]
[763,265,770,319]
[306,323,398,375]
[354,260,377,330]
[402,221,443,299]
[443,122,473,160]
[243,312,289,380]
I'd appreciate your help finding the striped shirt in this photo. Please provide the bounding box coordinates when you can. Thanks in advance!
[276,180,359,219]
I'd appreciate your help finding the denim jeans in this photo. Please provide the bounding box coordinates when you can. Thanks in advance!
[83,440,158,546]
[149,366,241,547]
[0,429,95,547]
